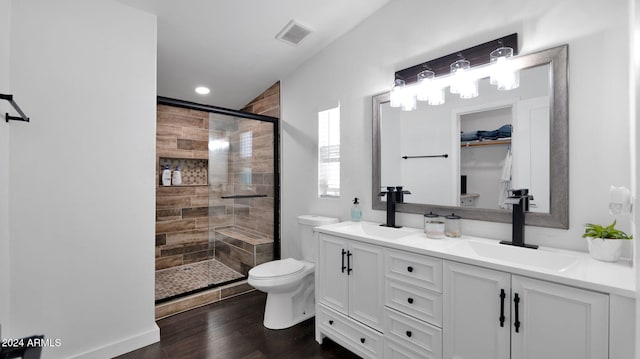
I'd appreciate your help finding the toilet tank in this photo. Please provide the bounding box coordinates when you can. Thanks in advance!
[298,215,339,262]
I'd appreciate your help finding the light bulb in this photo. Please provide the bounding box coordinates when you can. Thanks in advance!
[490,47,520,91]
[390,79,405,108]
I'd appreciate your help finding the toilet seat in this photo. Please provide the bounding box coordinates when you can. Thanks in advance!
[249,258,305,279]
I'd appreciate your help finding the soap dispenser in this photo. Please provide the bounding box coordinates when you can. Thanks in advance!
[351,197,362,222]
[172,165,182,186]
[161,164,172,186]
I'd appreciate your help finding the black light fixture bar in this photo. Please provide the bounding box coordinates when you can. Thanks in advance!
[394,33,518,85]
[1,94,30,123]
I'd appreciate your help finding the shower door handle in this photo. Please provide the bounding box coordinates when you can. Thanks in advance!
[341,249,346,273]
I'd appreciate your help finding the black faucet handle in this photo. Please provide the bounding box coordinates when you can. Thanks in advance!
[510,188,529,197]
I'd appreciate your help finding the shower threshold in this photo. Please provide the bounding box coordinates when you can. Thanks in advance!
[155,259,244,303]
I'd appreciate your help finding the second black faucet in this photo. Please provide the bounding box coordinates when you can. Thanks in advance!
[378,186,411,228]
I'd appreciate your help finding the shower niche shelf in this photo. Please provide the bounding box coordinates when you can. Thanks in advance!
[159,157,208,186]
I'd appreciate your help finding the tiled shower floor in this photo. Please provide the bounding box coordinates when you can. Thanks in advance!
[155,259,244,301]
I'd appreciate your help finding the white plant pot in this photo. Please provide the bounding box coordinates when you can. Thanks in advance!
[585,237,624,262]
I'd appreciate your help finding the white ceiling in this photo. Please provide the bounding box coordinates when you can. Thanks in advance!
[116,0,392,110]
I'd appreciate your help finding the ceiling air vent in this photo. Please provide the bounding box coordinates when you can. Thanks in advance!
[275,20,312,46]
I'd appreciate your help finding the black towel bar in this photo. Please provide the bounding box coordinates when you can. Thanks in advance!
[220,194,268,199]
[402,154,448,159]
[1,93,30,123]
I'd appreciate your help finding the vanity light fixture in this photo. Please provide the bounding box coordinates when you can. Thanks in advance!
[195,86,210,95]
[490,46,520,90]
[389,33,519,111]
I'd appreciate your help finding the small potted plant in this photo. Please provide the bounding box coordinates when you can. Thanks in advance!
[582,220,632,262]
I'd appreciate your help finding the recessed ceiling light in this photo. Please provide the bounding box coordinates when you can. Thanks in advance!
[195,86,210,95]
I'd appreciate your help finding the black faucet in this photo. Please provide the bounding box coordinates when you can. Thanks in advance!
[378,186,411,228]
[500,189,538,249]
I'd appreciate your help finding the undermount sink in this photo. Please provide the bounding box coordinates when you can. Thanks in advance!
[340,222,414,240]
[459,240,578,272]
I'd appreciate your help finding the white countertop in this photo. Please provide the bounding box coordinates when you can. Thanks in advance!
[315,221,635,298]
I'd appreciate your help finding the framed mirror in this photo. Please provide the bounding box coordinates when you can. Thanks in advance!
[372,45,568,228]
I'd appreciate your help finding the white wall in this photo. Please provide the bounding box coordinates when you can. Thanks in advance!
[7,1,158,358]
[281,0,632,258]
[633,0,640,351]
[0,0,11,337]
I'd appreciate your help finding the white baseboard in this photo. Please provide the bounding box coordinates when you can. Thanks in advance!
[66,324,160,359]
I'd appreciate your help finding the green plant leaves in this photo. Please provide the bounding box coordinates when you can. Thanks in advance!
[583,220,632,240]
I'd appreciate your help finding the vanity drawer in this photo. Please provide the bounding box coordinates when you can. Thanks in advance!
[385,337,437,359]
[385,279,443,327]
[385,249,442,293]
[384,307,442,358]
[317,304,383,359]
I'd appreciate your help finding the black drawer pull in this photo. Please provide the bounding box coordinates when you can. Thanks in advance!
[407,298,414,304]
[360,338,366,344]
[406,330,412,337]
[407,266,414,273]
[341,249,346,273]
[347,251,353,275]
[329,320,333,325]
[514,293,521,333]
[499,289,506,327]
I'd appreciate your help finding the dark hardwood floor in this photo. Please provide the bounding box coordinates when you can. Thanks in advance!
[115,291,361,359]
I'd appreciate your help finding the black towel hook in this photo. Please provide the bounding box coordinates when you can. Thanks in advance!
[1,94,30,122]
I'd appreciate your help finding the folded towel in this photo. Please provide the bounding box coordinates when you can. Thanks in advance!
[461,131,479,142]
[462,124,512,142]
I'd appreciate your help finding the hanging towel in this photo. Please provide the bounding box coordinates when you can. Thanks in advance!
[498,150,512,209]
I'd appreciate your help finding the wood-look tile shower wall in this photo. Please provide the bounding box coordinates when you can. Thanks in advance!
[155,105,210,270]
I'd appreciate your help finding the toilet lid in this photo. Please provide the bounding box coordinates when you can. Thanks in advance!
[250,258,305,279]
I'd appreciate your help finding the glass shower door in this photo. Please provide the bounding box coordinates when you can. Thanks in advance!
[208,113,276,286]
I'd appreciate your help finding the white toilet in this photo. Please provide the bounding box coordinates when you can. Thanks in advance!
[248,214,339,329]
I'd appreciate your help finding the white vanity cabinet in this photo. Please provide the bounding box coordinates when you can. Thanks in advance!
[315,222,633,359]
[443,261,609,359]
[316,233,385,358]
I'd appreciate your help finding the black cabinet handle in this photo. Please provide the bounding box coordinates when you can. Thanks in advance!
[499,289,506,327]
[406,330,412,337]
[360,338,366,344]
[341,249,346,273]
[514,293,521,333]
[407,298,414,304]
[347,251,353,275]
[407,266,413,273]
[329,320,333,325]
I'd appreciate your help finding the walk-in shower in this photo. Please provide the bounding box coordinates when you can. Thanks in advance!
[155,97,279,303]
